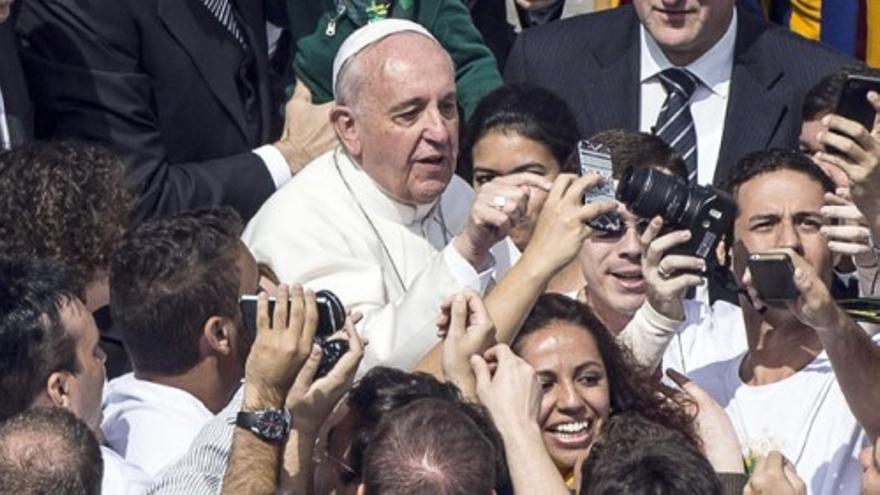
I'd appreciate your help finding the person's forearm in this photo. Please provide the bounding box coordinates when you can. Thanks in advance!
[221,430,281,494]
[221,387,284,494]
[487,250,559,343]
[816,308,880,440]
[414,251,557,380]
[496,422,569,495]
[278,430,317,495]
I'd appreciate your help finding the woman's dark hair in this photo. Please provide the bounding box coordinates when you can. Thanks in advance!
[512,294,699,449]
[461,83,580,175]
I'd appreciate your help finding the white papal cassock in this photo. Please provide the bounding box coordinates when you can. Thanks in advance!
[243,147,517,372]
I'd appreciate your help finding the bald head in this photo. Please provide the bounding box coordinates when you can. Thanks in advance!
[0,408,103,495]
[360,398,496,495]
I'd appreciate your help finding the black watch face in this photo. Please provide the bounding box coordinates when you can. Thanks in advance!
[259,410,289,440]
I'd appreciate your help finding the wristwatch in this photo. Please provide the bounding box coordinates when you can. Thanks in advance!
[235,408,291,443]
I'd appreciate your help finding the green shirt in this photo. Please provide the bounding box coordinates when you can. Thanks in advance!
[287,0,502,119]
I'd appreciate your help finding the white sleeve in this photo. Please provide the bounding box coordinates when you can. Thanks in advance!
[245,215,478,375]
[617,301,685,370]
[442,242,495,294]
[252,145,292,189]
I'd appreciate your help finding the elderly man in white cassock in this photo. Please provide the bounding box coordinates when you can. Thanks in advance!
[243,19,546,371]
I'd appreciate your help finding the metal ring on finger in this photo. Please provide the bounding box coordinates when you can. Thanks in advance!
[492,195,508,210]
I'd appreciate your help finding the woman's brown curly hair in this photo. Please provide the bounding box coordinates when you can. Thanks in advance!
[512,293,700,450]
[0,141,133,289]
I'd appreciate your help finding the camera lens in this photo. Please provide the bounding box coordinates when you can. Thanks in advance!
[616,167,689,226]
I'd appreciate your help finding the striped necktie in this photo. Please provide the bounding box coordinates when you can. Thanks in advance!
[654,68,699,183]
[200,0,245,46]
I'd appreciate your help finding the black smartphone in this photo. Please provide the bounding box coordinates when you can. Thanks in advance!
[834,74,880,132]
[748,253,799,302]
[239,290,348,378]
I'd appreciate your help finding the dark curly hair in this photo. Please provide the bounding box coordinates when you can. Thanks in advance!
[0,141,133,293]
[512,294,699,452]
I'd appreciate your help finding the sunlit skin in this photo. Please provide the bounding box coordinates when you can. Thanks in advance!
[62,298,107,433]
[733,169,835,310]
[732,169,835,374]
[516,321,611,473]
[579,206,652,333]
[472,130,562,251]
[313,401,358,495]
[861,441,880,495]
[340,34,458,206]
[632,0,735,66]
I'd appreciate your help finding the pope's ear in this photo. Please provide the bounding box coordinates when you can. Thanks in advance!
[331,104,362,157]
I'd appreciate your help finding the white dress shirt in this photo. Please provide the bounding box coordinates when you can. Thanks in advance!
[244,147,517,372]
[639,10,738,185]
[101,373,215,477]
[101,445,152,495]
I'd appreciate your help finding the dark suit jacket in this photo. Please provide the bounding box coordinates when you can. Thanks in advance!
[0,20,32,147]
[16,0,279,222]
[504,6,852,187]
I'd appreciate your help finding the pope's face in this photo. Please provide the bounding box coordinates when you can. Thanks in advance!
[349,34,458,205]
[633,0,735,65]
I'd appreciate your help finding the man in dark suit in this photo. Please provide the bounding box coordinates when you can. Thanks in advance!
[0,0,32,150]
[505,1,852,187]
[16,0,298,222]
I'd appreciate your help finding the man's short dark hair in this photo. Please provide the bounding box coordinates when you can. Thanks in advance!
[0,141,132,291]
[802,64,880,121]
[0,407,103,495]
[587,129,688,179]
[110,207,244,375]
[580,411,722,495]
[346,367,512,494]
[361,397,497,495]
[0,258,82,422]
[724,148,835,201]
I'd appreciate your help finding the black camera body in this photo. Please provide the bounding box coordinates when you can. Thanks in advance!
[240,289,349,378]
[616,167,736,261]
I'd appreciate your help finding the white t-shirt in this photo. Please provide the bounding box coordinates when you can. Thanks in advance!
[662,299,748,375]
[689,333,880,495]
[101,445,151,494]
[101,373,215,476]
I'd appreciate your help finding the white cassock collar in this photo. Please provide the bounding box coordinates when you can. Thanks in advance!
[334,147,441,227]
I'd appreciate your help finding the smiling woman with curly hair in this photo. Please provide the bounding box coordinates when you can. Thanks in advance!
[0,141,133,311]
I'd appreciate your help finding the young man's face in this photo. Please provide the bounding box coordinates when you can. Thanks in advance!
[733,168,834,288]
[61,297,107,433]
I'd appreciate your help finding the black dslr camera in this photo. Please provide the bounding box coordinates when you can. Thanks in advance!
[616,167,736,261]
[240,290,349,378]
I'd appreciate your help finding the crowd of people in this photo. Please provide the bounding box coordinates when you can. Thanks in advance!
[2,0,880,494]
